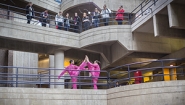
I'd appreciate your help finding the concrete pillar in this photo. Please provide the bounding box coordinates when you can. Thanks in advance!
[54,50,64,88]
[49,55,54,88]
[167,3,185,29]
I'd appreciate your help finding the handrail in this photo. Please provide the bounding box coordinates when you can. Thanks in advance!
[1,59,185,89]
[0,3,131,33]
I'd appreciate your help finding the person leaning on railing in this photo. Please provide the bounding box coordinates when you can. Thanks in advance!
[64,13,70,31]
[25,2,35,24]
[73,12,81,33]
[82,12,90,31]
[40,10,49,27]
[55,11,64,30]
[92,8,100,27]
[115,5,124,25]
[101,4,112,26]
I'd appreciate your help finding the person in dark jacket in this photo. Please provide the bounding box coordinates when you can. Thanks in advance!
[40,10,49,27]
[82,13,90,31]
[73,13,81,33]
[64,13,70,31]
[25,2,34,24]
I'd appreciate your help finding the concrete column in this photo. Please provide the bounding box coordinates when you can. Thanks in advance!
[49,55,54,88]
[54,50,64,88]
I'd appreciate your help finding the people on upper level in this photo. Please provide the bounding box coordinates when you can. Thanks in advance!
[115,5,124,25]
[64,13,70,31]
[73,12,81,33]
[25,2,34,24]
[40,10,49,27]
[55,11,64,30]
[92,8,100,27]
[101,4,112,26]
[82,13,90,31]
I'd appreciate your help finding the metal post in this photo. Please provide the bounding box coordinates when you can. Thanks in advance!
[161,61,165,81]
[49,69,51,88]
[39,73,41,88]
[16,68,18,87]
[107,71,110,89]
[7,6,10,19]
[141,4,143,16]
[128,65,130,85]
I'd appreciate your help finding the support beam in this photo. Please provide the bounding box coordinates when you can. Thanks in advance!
[168,3,185,29]
[153,14,185,38]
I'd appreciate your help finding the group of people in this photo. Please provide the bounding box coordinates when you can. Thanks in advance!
[58,55,100,89]
[26,2,49,27]
[26,2,125,32]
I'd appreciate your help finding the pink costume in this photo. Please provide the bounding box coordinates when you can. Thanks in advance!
[58,61,86,89]
[87,62,100,89]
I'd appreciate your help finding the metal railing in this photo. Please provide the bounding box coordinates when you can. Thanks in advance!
[0,59,185,89]
[108,59,185,88]
[0,3,131,33]
[0,66,109,89]
[130,0,159,24]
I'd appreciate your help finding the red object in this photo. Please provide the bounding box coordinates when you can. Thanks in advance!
[115,9,125,20]
[134,71,142,84]
[56,25,58,29]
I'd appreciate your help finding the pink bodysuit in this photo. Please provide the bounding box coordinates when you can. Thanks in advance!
[87,62,100,89]
[58,61,87,89]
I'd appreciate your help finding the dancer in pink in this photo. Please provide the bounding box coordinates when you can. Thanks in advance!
[86,56,100,89]
[58,59,86,89]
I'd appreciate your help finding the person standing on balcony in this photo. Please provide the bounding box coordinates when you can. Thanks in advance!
[64,13,70,31]
[93,8,100,27]
[25,2,34,24]
[101,5,111,26]
[82,13,90,31]
[40,10,49,27]
[115,5,124,25]
[55,11,64,30]
[73,13,81,33]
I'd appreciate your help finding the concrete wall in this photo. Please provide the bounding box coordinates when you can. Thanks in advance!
[108,80,185,105]
[24,0,60,13]
[1,81,185,105]
[13,51,38,87]
[0,88,107,105]
[61,0,143,12]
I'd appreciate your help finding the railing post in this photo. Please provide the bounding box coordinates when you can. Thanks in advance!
[128,65,130,85]
[49,69,51,88]
[141,4,143,16]
[16,68,18,87]
[39,73,41,88]
[107,71,110,89]
[7,6,10,19]
[161,61,165,81]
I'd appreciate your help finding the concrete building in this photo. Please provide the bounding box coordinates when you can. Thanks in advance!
[0,0,185,104]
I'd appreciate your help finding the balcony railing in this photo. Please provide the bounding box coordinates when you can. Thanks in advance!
[0,59,185,89]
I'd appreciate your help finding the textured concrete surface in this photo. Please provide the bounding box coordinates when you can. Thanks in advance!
[0,81,185,105]
[107,80,185,105]
[0,88,107,105]
[168,3,185,29]
[61,0,143,12]
[23,0,60,13]
[12,51,38,87]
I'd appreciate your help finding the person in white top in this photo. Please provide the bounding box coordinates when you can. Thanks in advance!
[55,11,64,30]
[101,5,111,26]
